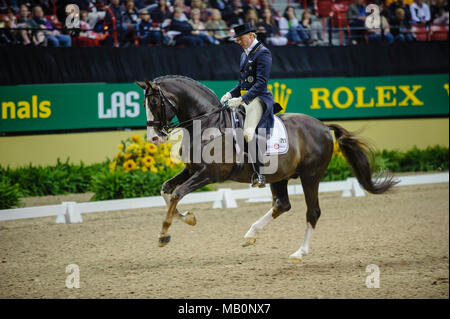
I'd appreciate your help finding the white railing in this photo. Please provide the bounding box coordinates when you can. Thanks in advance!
[0,173,448,224]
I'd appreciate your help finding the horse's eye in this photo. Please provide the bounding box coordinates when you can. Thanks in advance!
[150,97,158,105]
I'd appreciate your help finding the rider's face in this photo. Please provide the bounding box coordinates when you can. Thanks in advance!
[236,33,254,50]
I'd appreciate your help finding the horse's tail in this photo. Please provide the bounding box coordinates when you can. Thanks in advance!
[327,124,399,194]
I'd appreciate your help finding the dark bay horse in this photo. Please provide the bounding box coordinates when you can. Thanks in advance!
[136,76,397,262]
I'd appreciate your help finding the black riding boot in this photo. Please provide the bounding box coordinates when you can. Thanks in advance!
[250,134,266,188]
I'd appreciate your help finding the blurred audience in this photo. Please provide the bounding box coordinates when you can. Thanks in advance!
[1,0,447,48]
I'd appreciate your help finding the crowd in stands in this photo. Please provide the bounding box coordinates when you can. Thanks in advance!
[348,0,449,44]
[0,0,448,47]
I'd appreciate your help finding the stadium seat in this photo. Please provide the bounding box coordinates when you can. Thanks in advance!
[316,0,334,17]
[331,3,349,44]
[430,24,449,41]
[412,25,429,41]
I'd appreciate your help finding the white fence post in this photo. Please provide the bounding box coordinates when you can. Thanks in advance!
[342,178,365,197]
[213,188,238,208]
[56,202,83,224]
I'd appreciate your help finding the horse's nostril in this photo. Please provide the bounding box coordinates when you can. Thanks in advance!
[152,136,159,142]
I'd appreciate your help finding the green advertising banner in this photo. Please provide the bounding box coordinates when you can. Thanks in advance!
[0,74,448,133]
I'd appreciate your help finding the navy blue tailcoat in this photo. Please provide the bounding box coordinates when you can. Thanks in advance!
[229,41,275,136]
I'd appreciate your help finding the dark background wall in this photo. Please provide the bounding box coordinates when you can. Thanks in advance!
[0,41,448,85]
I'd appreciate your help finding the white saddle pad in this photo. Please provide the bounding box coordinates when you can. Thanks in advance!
[266,115,289,155]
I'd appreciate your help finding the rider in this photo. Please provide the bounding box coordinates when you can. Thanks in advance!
[220,22,275,188]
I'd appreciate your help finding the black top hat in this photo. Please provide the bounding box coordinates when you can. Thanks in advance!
[233,23,256,37]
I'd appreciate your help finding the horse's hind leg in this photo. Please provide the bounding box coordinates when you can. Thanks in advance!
[161,168,196,226]
[289,173,321,262]
[242,179,291,246]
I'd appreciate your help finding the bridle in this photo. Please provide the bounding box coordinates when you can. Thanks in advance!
[146,86,178,136]
[145,85,228,136]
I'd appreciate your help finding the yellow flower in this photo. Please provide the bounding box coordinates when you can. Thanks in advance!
[117,144,124,151]
[131,134,142,143]
[145,142,158,154]
[142,155,156,168]
[127,143,140,153]
[123,159,137,172]
[124,152,133,160]
[164,158,172,166]
[141,166,148,172]
[115,152,123,161]
[109,161,116,171]
[150,165,158,174]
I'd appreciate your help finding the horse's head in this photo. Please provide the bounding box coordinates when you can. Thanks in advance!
[136,79,177,145]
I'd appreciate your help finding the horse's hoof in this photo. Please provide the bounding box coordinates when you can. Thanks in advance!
[289,253,303,263]
[242,237,256,247]
[158,234,171,247]
[183,211,196,226]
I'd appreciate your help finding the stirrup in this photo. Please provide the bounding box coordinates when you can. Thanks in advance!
[251,173,266,188]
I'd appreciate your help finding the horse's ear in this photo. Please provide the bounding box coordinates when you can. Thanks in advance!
[135,81,146,90]
[145,79,158,91]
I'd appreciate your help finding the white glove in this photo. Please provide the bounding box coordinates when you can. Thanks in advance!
[227,97,243,108]
[220,92,232,104]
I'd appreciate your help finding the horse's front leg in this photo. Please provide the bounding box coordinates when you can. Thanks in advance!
[160,167,196,226]
[159,167,213,247]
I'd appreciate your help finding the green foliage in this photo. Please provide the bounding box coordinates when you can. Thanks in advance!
[90,166,213,201]
[322,155,353,182]
[0,175,22,209]
[322,145,449,182]
[0,159,106,197]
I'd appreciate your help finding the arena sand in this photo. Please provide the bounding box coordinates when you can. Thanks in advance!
[0,183,448,298]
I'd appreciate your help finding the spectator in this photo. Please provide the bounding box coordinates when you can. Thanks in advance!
[75,10,108,46]
[347,0,366,44]
[388,0,413,22]
[173,0,188,17]
[430,0,449,25]
[168,6,204,45]
[367,11,395,43]
[151,0,171,22]
[279,5,310,45]
[189,0,209,22]
[138,8,170,44]
[205,8,230,41]
[257,6,287,46]
[244,0,261,20]
[0,6,19,44]
[410,0,431,24]
[105,0,129,45]
[123,0,140,28]
[222,0,245,26]
[300,9,325,45]
[390,7,415,41]
[15,4,34,45]
[0,0,18,14]
[188,7,218,44]
[244,8,259,30]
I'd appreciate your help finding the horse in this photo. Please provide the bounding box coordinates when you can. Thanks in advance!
[136,75,398,262]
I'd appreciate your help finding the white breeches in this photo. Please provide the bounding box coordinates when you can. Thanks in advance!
[242,97,264,142]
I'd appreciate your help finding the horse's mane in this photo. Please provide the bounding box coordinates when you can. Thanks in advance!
[153,75,221,106]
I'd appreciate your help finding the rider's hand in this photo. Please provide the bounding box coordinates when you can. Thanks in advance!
[220,92,232,104]
[228,97,243,108]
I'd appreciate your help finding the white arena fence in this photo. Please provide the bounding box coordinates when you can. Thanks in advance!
[0,173,448,224]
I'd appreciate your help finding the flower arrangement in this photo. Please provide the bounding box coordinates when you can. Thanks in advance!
[109,134,183,174]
